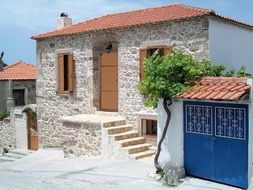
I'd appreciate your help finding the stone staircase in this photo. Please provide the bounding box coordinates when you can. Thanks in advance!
[102,116,156,160]
[0,149,34,163]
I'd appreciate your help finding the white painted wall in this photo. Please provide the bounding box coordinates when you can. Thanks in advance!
[157,99,184,167]
[209,18,253,74]
[12,109,28,149]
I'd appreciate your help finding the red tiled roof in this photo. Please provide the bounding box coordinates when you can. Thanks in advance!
[32,4,211,40]
[0,61,36,80]
[179,77,250,101]
[32,4,253,40]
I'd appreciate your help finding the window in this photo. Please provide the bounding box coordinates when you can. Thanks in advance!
[141,119,157,146]
[139,46,172,80]
[142,119,157,135]
[147,47,164,57]
[57,53,74,94]
[13,89,25,106]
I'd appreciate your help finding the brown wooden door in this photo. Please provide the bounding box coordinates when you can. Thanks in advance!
[100,52,118,111]
[27,112,38,150]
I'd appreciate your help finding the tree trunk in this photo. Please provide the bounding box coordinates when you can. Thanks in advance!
[154,97,172,173]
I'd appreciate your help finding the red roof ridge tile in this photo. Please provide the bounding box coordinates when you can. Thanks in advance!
[4,61,35,70]
[99,3,210,17]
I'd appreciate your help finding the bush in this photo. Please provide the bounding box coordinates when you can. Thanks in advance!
[0,111,7,121]
[138,50,250,108]
[1,147,9,156]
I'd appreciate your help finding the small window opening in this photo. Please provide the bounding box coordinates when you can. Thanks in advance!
[63,54,69,91]
[147,48,164,57]
[13,89,25,106]
[141,119,157,146]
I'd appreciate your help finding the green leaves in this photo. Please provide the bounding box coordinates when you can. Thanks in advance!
[138,50,246,108]
[237,65,252,77]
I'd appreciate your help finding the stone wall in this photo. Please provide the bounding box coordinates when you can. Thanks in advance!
[0,117,16,153]
[61,122,102,157]
[0,81,9,112]
[36,17,209,148]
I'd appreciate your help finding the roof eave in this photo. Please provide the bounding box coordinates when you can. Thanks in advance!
[177,97,250,102]
[0,79,36,81]
[209,12,253,30]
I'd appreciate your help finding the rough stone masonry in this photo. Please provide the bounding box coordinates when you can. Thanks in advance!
[36,17,209,149]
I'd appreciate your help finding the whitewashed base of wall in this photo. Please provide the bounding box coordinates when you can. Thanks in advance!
[148,166,185,186]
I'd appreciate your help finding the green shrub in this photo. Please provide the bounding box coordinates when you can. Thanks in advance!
[0,111,7,121]
[2,147,9,156]
[138,50,250,108]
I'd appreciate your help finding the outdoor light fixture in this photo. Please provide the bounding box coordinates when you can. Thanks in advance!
[105,43,112,53]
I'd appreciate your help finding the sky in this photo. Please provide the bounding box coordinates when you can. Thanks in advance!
[1,0,253,65]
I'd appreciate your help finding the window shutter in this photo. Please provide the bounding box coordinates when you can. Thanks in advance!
[68,54,74,92]
[164,46,172,55]
[57,54,64,92]
[140,48,147,81]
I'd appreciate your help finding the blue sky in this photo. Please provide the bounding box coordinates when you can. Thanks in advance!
[1,0,253,65]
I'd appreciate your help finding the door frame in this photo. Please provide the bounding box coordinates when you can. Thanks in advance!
[99,52,118,112]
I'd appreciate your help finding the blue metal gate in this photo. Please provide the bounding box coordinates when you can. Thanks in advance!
[184,101,248,189]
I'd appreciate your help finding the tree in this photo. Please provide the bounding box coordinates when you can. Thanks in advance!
[0,51,7,69]
[138,50,227,173]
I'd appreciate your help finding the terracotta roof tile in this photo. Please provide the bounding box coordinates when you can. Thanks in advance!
[32,4,211,40]
[0,61,36,80]
[229,91,248,100]
[32,4,253,40]
[179,77,250,101]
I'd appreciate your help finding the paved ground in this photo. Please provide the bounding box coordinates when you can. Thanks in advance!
[0,149,242,190]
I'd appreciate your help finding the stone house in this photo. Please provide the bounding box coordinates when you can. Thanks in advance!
[32,4,253,158]
[0,61,37,156]
[0,61,36,113]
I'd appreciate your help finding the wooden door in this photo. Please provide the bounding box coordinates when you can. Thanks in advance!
[100,52,118,111]
[27,112,38,150]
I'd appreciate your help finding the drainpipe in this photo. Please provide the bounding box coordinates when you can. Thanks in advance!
[6,79,14,114]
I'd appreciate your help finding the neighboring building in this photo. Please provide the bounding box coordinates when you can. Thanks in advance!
[0,61,36,112]
[32,4,253,156]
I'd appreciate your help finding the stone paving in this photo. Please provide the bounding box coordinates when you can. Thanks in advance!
[0,149,242,190]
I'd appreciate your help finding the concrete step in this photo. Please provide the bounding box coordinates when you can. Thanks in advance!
[9,149,34,156]
[111,131,138,141]
[119,137,146,147]
[107,125,132,135]
[5,153,24,159]
[95,111,120,117]
[149,146,157,152]
[125,143,151,154]
[130,150,156,160]
[0,156,17,162]
[103,120,126,128]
